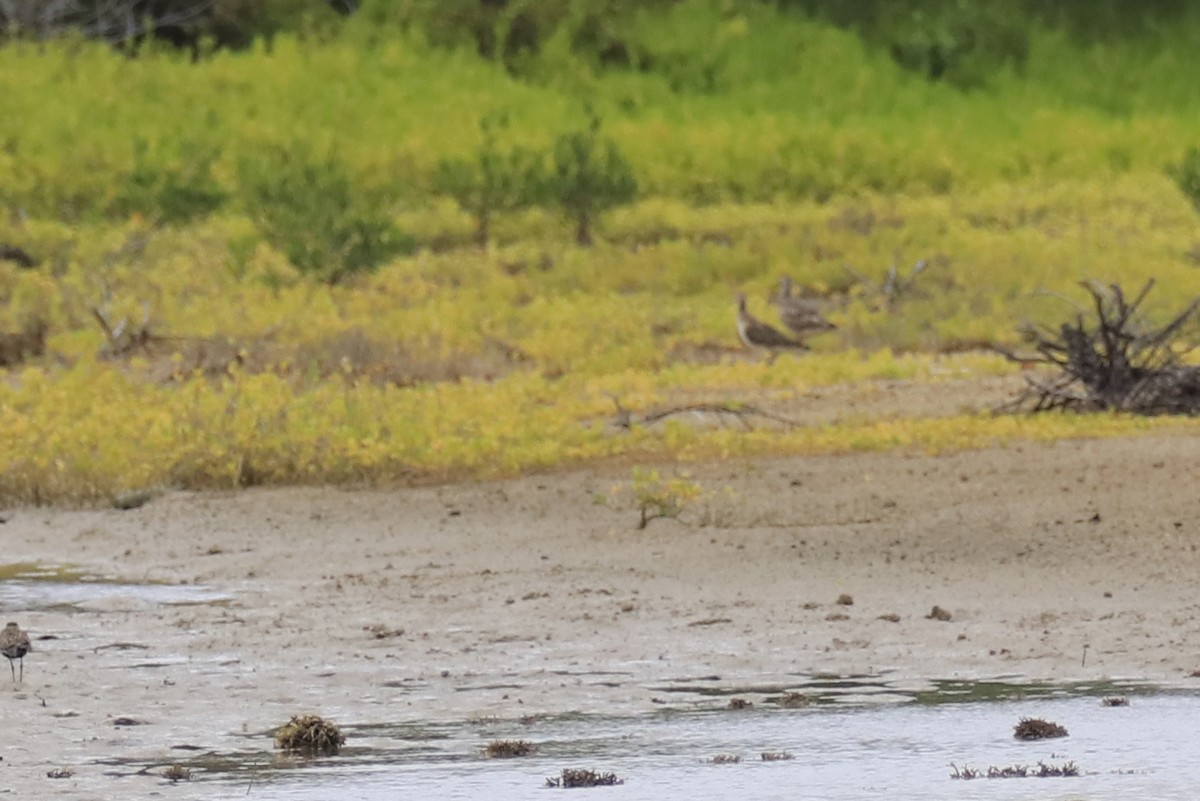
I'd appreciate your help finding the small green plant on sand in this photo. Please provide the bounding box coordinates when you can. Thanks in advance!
[620,467,702,529]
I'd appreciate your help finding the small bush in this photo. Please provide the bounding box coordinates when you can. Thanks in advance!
[882,3,1028,89]
[207,0,345,48]
[621,467,702,529]
[544,108,637,246]
[237,143,413,284]
[793,0,1028,89]
[115,138,227,224]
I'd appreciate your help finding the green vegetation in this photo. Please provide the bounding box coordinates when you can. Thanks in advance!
[2,1,1200,504]
[545,108,637,246]
[236,142,414,284]
[434,113,541,247]
[620,468,703,529]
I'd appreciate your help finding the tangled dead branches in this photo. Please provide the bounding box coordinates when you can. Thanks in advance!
[1000,280,1200,415]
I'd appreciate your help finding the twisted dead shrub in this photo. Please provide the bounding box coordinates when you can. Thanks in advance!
[1002,280,1200,415]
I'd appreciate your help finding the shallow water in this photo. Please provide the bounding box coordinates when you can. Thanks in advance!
[3,563,1190,798]
[0,562,231,611]
[152,680,1200,800]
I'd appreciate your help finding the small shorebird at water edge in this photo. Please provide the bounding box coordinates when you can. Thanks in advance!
[1,621,31,682]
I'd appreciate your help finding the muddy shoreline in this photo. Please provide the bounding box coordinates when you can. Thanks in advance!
[3,432,1200,797]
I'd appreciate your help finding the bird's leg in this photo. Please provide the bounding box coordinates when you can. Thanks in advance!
[8,658,13,682]
[766,350,779,366]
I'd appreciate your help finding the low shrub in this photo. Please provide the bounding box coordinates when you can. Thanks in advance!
[237,142,414,284]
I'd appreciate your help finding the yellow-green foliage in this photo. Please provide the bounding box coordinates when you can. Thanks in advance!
[4,176,1200,504]
[3,7,1200,216]
[618,467,704,529]
[5,9,1200,504]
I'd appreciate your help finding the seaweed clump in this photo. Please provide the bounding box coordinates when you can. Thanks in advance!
[773,692,812,708]
[951,761,1079,779]
[161,765,192,782]
[546,768,624,788]
[1013,717,1068,740]
[485,739,537,758]
[274,714,346,755]
[707,753,741,764]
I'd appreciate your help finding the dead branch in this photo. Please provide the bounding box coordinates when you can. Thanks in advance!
[612,400,802,431]
[0,0,215,44]
[1002,280,1200,415]
[882,258,928,301]
[90,303,162,358]
[845,257,931,310]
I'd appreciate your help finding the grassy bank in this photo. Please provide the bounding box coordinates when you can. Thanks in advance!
[2,2,1200,503]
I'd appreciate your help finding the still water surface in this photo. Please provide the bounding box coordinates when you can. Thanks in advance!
[5,565,1186,799]
[222,683,1196,800]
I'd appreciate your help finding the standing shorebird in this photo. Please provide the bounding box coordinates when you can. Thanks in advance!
[736,293,808,363]
[771,276,836,339]
[1,621,31,682]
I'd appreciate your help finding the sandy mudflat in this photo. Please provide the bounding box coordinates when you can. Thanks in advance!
[3,421,1200,797]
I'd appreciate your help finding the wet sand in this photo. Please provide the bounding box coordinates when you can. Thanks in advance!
[3,425,1200,797]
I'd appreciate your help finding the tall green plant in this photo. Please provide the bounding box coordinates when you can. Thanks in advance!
[545,108,637,246]
[237,143,413,285]
[433,113,540,247]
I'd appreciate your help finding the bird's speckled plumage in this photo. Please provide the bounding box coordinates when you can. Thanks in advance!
[736,293,808,359]
[1,621,31,682]
[772,277,836,339]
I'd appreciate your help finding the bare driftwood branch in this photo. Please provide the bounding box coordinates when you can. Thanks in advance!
[611,399,801,431]
[845,258,931,311]
[1001,280,1200,415]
